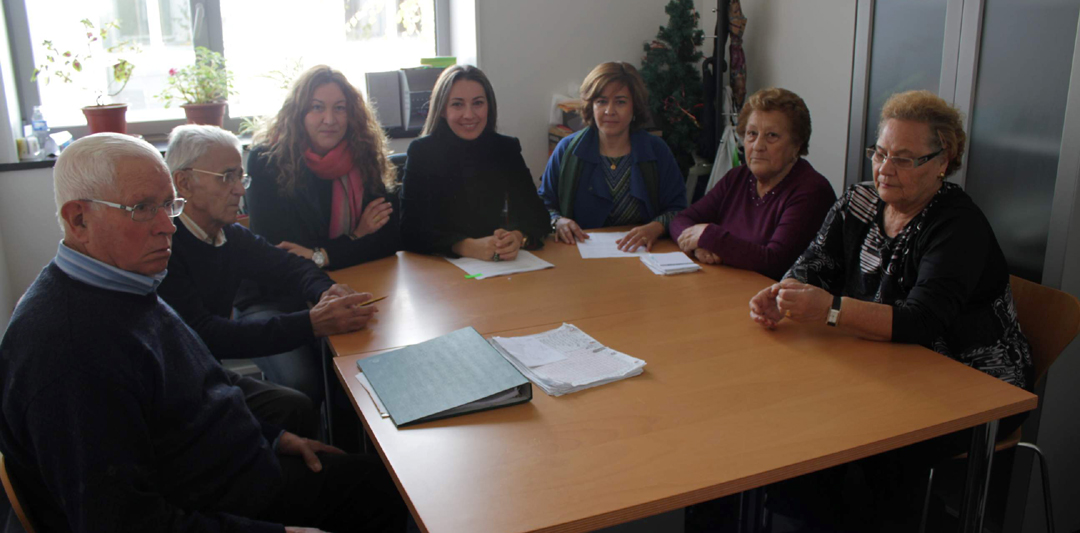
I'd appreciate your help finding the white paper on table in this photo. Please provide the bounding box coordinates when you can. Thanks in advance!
[641,252,701,275]
[525,326,643,386]
[490,336,569,368]
[576,231,649,259]
[355,373,390,418]
[496,324,645,391]
[444,250,554,279]
[647,252,698,267]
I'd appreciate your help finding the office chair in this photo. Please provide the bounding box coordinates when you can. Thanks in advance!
[0,454,37,533]
[918,275,1080,533]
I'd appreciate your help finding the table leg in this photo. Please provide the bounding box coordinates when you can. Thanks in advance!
[320,339,334,446]
[958,420,998,533]
[738,487,766,533]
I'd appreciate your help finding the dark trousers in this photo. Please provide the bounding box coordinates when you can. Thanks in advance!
[258,452,408,533]
[227,369,320,439]
[767,413,1027,532]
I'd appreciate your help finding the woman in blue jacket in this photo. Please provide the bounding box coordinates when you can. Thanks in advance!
[539,62,687,252]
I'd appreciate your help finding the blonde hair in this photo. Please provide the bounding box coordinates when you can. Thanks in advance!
[254,65,395,195]
[878,90,966,177]
[578,62,651,130]
[736,88,812,156]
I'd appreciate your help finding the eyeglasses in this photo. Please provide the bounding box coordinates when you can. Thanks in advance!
[85,198,186,222]
[866,146,944,170]
[188,168,252,189]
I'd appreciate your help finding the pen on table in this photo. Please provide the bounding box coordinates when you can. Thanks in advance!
[359,295,388,307]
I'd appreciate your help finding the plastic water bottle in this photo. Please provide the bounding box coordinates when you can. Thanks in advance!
[31,105,49,147]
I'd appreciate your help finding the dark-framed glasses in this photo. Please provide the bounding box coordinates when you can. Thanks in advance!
[189,167,252,189]
[85,197,186,221]
[865,146,944,170]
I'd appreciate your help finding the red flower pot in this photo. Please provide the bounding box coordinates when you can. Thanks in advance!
[81,104,129,134]
[182,102,228,126]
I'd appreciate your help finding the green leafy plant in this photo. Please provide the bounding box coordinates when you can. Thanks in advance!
[157,46,235,107]
[640,0,706,174]
[30,19,139,106]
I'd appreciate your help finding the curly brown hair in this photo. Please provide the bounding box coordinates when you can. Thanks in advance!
[578,62,651,131]
[736,88,812,156]
[878,90,966,177]
[253,65,394,196]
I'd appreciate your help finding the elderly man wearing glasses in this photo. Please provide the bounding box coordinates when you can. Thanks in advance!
[0,132,406,531]
[158,125,379,440]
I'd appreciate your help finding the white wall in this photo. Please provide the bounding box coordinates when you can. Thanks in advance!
[474,0,683,182]
[472,0,857,191]
[700,1,857,192]
[0,222,13,333]
[0,167,62,329]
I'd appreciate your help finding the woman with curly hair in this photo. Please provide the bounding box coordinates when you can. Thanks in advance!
[247,65,398,270]
[243,66,396,439]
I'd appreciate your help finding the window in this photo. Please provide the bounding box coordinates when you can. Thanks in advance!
[26,0,195,127]
[221,0,435,119]
[19,0,438,130]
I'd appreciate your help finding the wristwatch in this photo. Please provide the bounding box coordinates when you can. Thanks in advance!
[312,247,327,269]
[550,216,561,234]
[826,294,842,327]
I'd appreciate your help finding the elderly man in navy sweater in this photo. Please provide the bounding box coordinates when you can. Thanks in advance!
[0,133,405,532]
[158,125,379,439]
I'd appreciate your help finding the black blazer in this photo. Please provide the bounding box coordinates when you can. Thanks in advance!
[399,122,550,256]
[246,145,400,270]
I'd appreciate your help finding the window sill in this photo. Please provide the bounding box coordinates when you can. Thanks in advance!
[1,126,420,173]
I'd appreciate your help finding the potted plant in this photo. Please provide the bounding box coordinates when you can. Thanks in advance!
[158,46,235,126]
[31,19,138,134]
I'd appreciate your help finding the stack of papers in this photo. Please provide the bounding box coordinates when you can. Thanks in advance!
[445,250,554,279]
[491,324,646,396]
[576,231,649,259]
[640,252,701,275]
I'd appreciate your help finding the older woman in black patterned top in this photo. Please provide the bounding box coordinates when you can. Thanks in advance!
[748,90,1033,529]
[750,89,1031,390]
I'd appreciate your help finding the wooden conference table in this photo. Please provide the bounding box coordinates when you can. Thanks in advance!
[328,232,1036,533]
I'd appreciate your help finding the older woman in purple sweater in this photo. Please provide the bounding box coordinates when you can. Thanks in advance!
[669,88,836,280]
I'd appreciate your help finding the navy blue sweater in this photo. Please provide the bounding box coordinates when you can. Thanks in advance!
[158,222,334,360]
[0,263,285,532]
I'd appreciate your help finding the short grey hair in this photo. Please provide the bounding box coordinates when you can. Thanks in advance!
[54,132,167,233]
[165,125,243,176]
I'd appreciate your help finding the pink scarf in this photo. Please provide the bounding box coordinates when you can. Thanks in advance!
[304,141,365,239]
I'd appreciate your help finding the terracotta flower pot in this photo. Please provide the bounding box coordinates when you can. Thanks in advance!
[81,104,129,134]
[182,102,228,126]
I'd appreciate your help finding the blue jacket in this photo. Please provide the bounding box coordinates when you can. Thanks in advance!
[538,127,687,230]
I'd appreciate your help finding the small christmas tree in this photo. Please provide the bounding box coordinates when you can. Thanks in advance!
[640,0,705,175]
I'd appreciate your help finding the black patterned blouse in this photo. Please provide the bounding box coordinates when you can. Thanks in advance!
[785,182,1033,389]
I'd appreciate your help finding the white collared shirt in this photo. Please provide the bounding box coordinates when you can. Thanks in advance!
[178,213,228,247]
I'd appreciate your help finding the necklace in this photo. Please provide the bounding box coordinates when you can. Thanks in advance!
[606,156,621,170]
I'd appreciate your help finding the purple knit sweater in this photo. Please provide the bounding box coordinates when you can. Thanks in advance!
[669,158,836,280]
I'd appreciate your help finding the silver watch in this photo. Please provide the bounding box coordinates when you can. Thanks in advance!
[312,247,327,269]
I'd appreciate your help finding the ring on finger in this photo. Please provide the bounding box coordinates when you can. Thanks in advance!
[784,310,792,318]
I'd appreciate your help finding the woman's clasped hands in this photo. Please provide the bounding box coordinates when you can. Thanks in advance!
[749,278,834,329]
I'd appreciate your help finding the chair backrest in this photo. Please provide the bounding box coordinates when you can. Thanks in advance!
[0,453,37,533]
[1010,274,1080,386]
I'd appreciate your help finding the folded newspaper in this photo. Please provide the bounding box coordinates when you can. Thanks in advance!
[490,324,645,396]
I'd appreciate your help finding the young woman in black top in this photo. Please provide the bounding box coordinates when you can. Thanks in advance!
[399,65,549,261]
